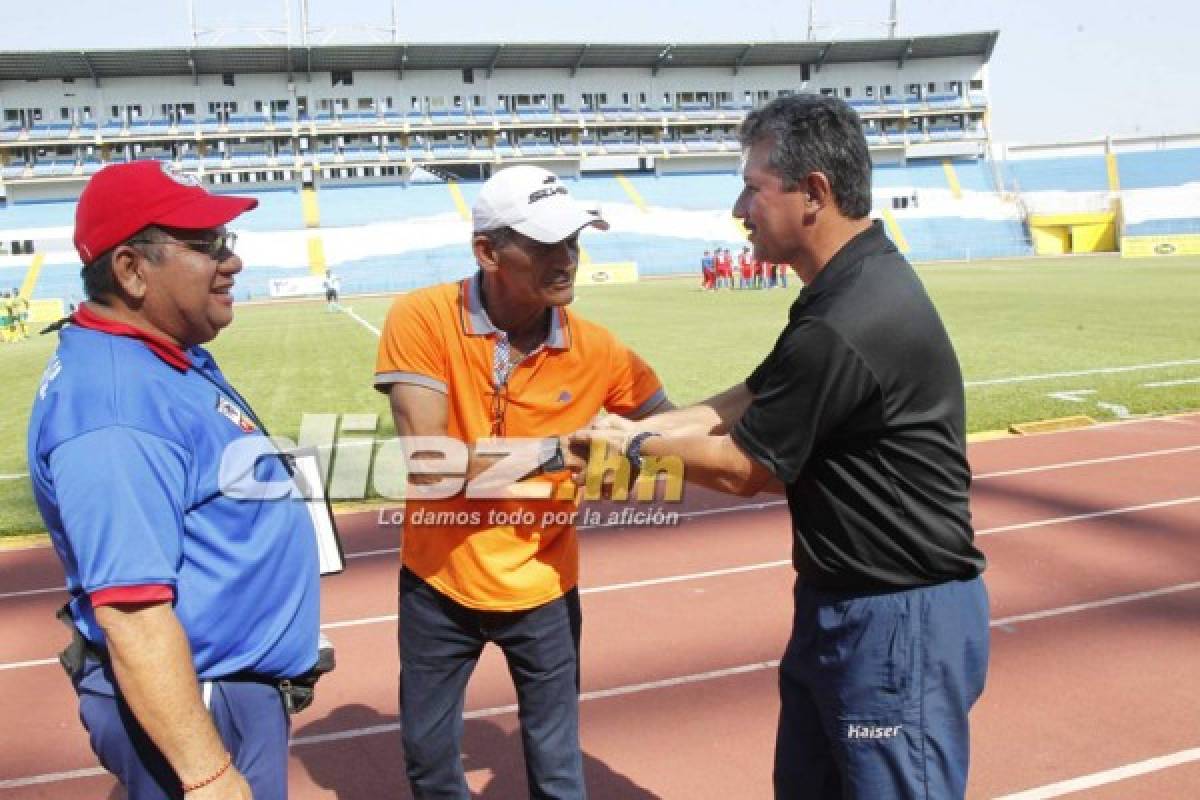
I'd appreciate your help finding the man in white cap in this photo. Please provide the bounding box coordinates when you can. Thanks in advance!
[375,165,671,797]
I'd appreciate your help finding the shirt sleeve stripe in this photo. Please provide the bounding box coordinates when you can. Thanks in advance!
[90,584,175,607]
[373,371,448,394]
[629,388,668,420]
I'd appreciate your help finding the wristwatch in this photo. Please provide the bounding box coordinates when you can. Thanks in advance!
[624,431,661,471]
[537,437,567,474]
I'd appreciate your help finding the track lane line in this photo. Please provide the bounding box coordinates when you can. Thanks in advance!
[977,496,1200,536]
[6,569,1200,673]
[4,491,1195,609]
[993,747,1200,799]
[973,443,1200,479]
[8,579,1200,787]
[4,433,1199,570]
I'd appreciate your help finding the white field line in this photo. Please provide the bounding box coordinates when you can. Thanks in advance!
[0,472,28,481]
[965,358,1200,387]
[1143,377,1200,389]
[993,747,1200,799]
[311,307,1198,393]
[7,583,1200,789]
[339,306,381,337]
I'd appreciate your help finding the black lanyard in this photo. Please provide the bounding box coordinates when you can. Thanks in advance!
[192,362,270,436]
[191,362,295,477]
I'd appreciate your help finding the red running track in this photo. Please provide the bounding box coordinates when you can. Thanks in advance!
[1,414,1199,799]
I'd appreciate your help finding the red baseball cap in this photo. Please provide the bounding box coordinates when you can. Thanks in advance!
[74,161,258,265]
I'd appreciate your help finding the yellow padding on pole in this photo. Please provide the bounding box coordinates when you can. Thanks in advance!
[615,174,649,213]
[18,253,45,299]
[942,159,963,199]
[301,188,321,228]
[447,180,471,221]
[880,209,910,253]
[307,236,327,276]
[1106,152,1121,192]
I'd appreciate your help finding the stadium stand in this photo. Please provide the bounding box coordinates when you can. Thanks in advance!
[1116,147,1200,189]
[1124,218,1200,235]
[0,32,1192,301]
[1002,154,1110,192]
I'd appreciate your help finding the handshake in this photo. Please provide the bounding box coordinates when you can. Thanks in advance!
[562,414,655,472]
[554,415,672,501]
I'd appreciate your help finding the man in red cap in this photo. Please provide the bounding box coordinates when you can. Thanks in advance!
[27,161,324,799]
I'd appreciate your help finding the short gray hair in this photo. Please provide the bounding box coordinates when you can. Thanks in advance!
[739,94,873,219]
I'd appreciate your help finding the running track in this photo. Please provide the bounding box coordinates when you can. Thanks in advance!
[1,414,1198,799]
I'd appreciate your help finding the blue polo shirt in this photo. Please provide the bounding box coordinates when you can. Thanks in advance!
[27,313,319,680]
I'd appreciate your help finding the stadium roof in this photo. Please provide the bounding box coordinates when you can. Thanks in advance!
[0,32,998,82]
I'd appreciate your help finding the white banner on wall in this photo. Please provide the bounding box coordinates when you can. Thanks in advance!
[268,275,326,298]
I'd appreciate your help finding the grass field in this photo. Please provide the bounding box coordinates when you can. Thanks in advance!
[2,254,1199,536]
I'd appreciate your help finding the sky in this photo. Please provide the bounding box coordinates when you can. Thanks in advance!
[0,0,1197,143]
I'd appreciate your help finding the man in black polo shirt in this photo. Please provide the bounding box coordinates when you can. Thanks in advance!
[573,94,989,798]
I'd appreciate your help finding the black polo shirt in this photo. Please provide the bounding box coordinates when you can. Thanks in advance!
[732,221,985,591]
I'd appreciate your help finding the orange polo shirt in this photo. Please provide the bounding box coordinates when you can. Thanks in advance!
[375,273,665,611]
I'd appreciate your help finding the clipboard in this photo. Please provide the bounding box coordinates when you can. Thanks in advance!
[287,449,345,576]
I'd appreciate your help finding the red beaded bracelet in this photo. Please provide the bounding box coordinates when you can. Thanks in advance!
[181,752,232,794]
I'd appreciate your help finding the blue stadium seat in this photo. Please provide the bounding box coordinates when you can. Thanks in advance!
[1116,147,1200,189]
[1123,217,1200,235]
[1004,154,1109,192]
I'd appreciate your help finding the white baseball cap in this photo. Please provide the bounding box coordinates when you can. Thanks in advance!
[472,165,609,243]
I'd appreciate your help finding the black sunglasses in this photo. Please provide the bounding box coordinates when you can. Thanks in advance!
[129,231,238,259]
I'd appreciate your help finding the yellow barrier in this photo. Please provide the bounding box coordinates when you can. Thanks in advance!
[575,262,639,286]
[1031,225,1070,255]
[1029,211,1117,255]
[880,209,910,253]
[447,180,471,222]
[18,253,45,299]
[1106,152,1121,192]
[942,159,963,200]
[1121,234,1200,257]
[615,175,649,213]
[307,236,327,275]
[28,298,66,323]
[301,187,321,228]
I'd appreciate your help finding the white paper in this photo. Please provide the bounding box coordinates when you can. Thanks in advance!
[289,450,345,576]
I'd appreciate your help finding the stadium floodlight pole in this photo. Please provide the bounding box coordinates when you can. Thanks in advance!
[392,0,400,43]
[188,0,199,46]
[889,0,899,38]
[807,0,817,40]
[301,0,310,46]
